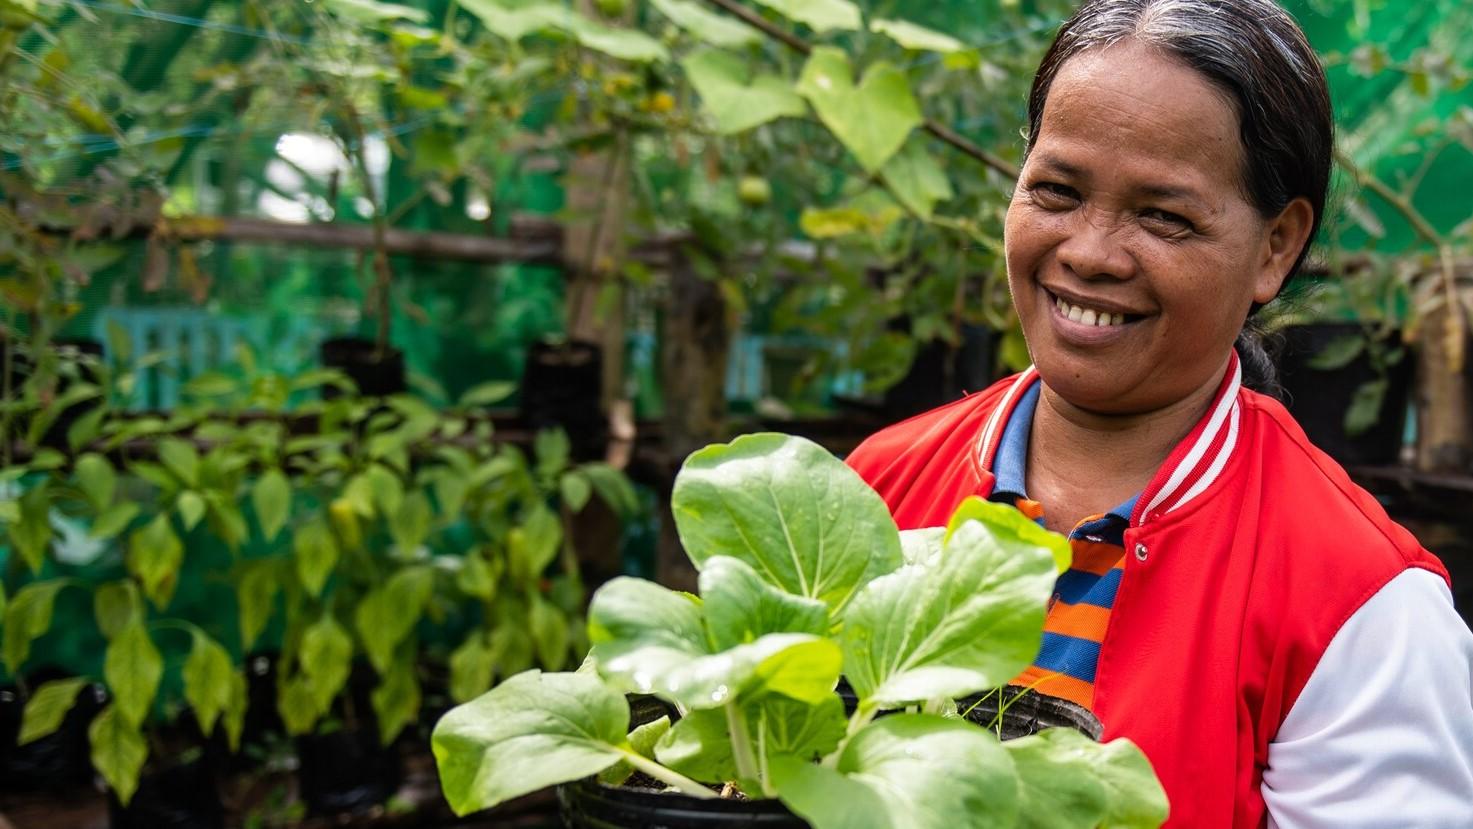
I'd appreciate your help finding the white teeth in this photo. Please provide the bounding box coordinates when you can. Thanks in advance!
[1054,295,1128,327]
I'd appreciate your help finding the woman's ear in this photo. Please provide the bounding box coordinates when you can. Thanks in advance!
[1254,197,1315,303]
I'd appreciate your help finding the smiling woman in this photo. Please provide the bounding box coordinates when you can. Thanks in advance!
[846,1,1473,827]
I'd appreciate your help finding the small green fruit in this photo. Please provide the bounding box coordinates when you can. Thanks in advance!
[738,176,772,206]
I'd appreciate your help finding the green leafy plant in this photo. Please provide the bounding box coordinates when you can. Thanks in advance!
[432,433,1168,828]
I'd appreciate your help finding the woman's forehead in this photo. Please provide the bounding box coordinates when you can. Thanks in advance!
[1034,41,1245,198]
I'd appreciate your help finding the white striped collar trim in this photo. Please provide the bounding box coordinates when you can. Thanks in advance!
[1139,356,1244,523]
[975,357,1245,526]
[976,366,1039,472]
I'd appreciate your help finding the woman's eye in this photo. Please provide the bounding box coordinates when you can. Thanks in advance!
[1140,208,1194,234]
[1031,182,1080,207]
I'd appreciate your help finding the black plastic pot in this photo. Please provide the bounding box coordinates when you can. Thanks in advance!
[319,336,406,398]
[296,727,403,817]
[108,757,223,829]
[558,697,806,829]
[520,339,605,462]
[0,671,105,793]
[1273,322,1413,466]
[557,687,1102,828]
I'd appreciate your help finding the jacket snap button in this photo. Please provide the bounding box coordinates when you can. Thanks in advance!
[1133,543,1148,562]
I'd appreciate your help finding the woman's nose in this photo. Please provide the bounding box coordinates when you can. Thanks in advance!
[1055,209,1135,281]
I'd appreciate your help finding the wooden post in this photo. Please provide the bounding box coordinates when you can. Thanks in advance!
[1415,302,1473,472]
[656,250,732,591]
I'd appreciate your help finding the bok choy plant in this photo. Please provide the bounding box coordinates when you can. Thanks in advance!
[431,433,1168,828]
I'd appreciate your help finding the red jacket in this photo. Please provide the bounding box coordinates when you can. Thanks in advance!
[845,358,1449,827]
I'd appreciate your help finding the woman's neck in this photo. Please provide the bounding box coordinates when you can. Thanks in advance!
[1024,362,1228,534]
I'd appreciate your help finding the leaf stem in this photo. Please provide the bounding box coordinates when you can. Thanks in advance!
[824,700,878,767]
[618,749,718,799]
[725,701,761,786]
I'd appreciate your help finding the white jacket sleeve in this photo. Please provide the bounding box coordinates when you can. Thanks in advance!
[1263,568,1473,828]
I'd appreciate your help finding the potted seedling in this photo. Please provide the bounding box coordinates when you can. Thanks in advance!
[432,434,1168,828]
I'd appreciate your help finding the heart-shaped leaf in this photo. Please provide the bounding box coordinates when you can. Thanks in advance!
[432,670,629,815]
[841,502,1059,707]
[651,0,761,47]
[672,433,902,617]
[796,48,922,173]
[682,49,807,135]
[753,0,861,33]
[771,714,1019,829]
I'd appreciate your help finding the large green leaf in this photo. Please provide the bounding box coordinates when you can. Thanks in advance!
[237,559,280,652]
[651,0,761,47]
[590,573,840,708]
[449,632,496,703]
[105,621,163,728]
[507,504,562,585]
[457,0,666,61]
[840,515,1057,707]
[899,527,944,566]
[796,48,922,173]
[301,612,354,715]
[752,0,861,33]
[772,714,1019,829]
[90,704,148,807]
[157,437,199,487]
[252,469,291,543]
[682,49,807,135]
[431,670,629,815]
[75,453,116,509]
[1005,730,1169,829]
[294,517,340,597]
[372,659,421,746]
[9,484,52,574]
[3,580,66,674]
[19,677,88,746]
[657,695,846,783]
[93,581,142,641]
[1005,729,1110,829]
[700,556,829,651]
[566,18,670,63]
[127,513,183,609]
[672,434,901,616]
[356,566,434,673]
[90,502,139,541]
[881,140,954,219]
[182,631,234,737]
[389,491,432,554]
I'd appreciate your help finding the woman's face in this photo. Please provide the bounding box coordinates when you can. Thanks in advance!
[1005,39,1307,415]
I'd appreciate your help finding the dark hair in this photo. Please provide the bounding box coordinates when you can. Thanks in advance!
[1025,0,1333,391]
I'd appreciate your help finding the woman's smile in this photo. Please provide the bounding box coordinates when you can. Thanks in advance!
[1042,286,1148,347]
[1004,38,1298,415]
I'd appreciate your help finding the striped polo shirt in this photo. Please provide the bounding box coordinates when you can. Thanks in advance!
[988,380,1137,711]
